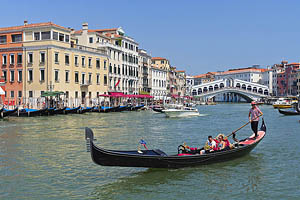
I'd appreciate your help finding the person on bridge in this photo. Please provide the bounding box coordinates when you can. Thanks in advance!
[248,101,263,139]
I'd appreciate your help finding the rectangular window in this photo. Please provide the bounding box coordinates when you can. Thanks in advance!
[65,54,69,65]
[55,70,59,82]
[10,70,14,82]
[88,57,92,67]
[81,73,85,84]
[89,37,93,43]
[41,31,51,40]
[40,69,45,81]
[82,56,85,67]
[55,52,59,63]
[29,91,33,98]
[65,35,69,42]
[96,74,100,85]
[11,34,22,42]
[104,60,107,69]
[10,54,15,64]
[28,53,33,63]
[96,59,100,68]
[18,70,22,82]
[34,32,40,40]
[28,69,33,81]
[75,72,79,83]
[75,56,78,66]
[53,31,58,40]
[18,91,22,98]
[59,33,64,41]
[104,74,107,85]
[88,73,92,84]
[3,70,7,82]
[40,52,45,63]
[2,54,7,65]
[0,35,7,44]
[75,91,78,98]
[65,70,69,82]
[10,91,14,98]
[17,54,22,64]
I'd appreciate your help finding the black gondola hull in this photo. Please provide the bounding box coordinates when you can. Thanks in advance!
[0,108,18,118]
[12,108,48,117]
[63,106,81,114]
[278,109,300,115]
[85,120,266,168]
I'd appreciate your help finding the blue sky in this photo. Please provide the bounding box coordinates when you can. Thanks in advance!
[1,0,300,75]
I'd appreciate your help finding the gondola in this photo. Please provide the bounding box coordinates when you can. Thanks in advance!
[152,107,164,113]
[129,105,145,111]
[11,108,48,117]
[0,107,18,118]
[85,120,266,168]
[64,106,81,114]
[77,107,94,114]
[115,105,129,112]
[42,107,56,116]
[101,106,120,113]
[278,109,300,115]
[53,107,66,115]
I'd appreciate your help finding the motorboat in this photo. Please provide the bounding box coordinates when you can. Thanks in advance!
[272,98,293,109]
[162,104,200,117]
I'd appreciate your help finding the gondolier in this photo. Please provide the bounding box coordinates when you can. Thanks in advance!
[249,101,263,139]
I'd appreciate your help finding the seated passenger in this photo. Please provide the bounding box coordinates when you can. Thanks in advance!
[200,136,217,154]
[218,134,231,151]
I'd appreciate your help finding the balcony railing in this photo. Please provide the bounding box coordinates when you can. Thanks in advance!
[80,81,91,86]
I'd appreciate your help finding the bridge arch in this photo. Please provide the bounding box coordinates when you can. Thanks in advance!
[253,87,257,93]
[214,84,219,90]
[220,83,224,88]
[198,88,202,94]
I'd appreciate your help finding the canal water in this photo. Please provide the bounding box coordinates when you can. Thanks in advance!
[1,104,300,199]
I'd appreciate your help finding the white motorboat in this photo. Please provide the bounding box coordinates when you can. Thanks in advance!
[162,105,200,117]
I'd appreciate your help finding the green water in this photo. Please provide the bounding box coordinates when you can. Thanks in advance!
[1,104,300,199]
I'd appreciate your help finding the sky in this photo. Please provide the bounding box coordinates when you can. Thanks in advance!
[1,0,300,75]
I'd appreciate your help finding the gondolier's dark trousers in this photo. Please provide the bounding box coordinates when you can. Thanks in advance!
[251,121,259,137]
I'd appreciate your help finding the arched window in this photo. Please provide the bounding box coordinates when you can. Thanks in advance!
[253,87,257,93]
[220,83,224,88]
[209,86,213,91]
[192,89,197,96]
[258,88,263,94]
[198,88,202,94]
[236,83,241,88]
[242,84,246,90]
[203,87,208,93]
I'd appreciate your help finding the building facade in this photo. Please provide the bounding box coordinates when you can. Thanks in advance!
[138,49,151,94]
[0,24,24,105]
[151,66,167,100]
[73,23,139,95]
[185,75,195,96]
[0,21,109,108]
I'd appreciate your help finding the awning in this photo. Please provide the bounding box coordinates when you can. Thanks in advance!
[109,92,125,97]
[41,91,64,97]
[0,87,4,95]
[98,94,110,97]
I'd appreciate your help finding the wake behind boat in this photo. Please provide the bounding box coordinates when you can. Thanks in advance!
[84,119,266,168]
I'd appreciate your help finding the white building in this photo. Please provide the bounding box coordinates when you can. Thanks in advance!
[151,66,167,100]
[138,49,152,94]
[185,75,195,96]
[215,67,265,83]
[261,68,273,95]
[73,23,139,95]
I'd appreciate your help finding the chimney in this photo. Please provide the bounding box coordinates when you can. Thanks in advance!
[82,22,88,33]
[24,20,28,26]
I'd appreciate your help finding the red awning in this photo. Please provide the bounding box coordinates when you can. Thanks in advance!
[109,92,125,97]
[98,94,110,97]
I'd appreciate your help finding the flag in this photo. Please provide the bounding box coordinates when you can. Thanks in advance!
[140,139,148,150]
[114,79,120,88]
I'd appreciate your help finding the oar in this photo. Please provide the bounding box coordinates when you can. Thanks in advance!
[226,113,263,138]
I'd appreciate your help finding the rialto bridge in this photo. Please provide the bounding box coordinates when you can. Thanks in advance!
[191,78,270,102]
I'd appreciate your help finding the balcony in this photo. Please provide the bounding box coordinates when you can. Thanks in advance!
[9,64,15,68]
[1,64,7,68]
[80,81,91,87]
